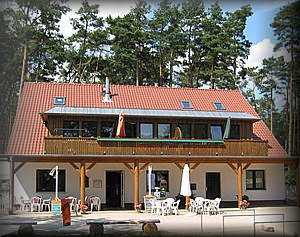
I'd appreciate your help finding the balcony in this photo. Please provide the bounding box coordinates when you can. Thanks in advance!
[44,137,268,156]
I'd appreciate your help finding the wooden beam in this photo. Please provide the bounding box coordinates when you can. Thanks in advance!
[175,163,183,170]
[123,163,134,174]
[69,163,79,172]
[237,163,243,209]
[9,157,14,213]
[190,162,200,173]
[243,163,251,171]
[80,163,86,213]
[86,162,96,172]
[227,163,238,175]
[139,162,149,174]
[134,160,139,209]
[13,161,26,174]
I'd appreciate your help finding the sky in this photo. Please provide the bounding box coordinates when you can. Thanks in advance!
[60,0,291,69]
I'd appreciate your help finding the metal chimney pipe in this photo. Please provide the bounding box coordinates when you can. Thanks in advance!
[103,77,112,102]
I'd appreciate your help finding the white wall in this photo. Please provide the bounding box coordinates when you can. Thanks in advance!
[13,162,285,204]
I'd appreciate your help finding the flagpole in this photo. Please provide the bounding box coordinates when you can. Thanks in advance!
[55,165,58,200]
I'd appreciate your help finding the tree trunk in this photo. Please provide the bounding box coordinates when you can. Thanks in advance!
[169,49,173,87]
[159,48,163,86]
[18,38,29,105]
[288,41,294,156]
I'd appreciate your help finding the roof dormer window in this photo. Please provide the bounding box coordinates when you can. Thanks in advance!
[180,101,193,109]
[213,102,225,110]
[54,97,65,106]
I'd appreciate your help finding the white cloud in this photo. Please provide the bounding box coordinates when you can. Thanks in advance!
[59,1,134,38]
[245,38,291,68]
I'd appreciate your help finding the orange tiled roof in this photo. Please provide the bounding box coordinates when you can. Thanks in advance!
[7,82,287,156]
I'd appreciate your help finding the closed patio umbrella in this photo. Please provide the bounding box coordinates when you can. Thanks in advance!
[116,111,126,138]
[180,164,191,209]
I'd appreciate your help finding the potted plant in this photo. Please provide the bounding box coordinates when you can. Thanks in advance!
[240,194,250,209]
[135,202,142,213]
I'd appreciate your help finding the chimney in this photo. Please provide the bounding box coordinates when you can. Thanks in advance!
[102,77,112,102]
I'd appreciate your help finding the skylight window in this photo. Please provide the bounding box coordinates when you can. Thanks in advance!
[213,102,226,110]
[180,101,193,109]
[54,97,66,106]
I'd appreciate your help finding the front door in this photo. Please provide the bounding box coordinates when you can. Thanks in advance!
[206,172,221,199]
[106,171,122,208]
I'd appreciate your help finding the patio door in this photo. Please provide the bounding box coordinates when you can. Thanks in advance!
[205,172,221,199]
[106,171,124,208]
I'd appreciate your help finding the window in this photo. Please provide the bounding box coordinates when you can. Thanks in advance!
[125,122,137,138]
[158,123,171,138]
[246,170,265,190]
[210,125,223,140]
[140,123,153,138]
[179,123,191,138]
[100,121,115,137]
[36,169,65,192]
[82,121,97,137]
[194,124,208,139]
[63,121,79,137]
[213,102,226,110]
[146,170,169,192]
[230,124,241,139]
[180,101,193,109]
[53,97,65,105]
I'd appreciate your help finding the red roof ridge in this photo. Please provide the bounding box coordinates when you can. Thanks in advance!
[24,81,242,93]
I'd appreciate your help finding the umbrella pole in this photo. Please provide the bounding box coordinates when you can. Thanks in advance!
[185,196,190,210]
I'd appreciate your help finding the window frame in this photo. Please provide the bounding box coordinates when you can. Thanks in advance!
[100,121,115,137]
[213,102,226,110]
[157,123,171,139]
[210,124,223,140]
[146,170,169,192]
[178,123,192,139]
[36,169,66,192]
[140,122,154,138]
[82,121,98,137]
[194,123,208,139]
[246,170,266,190]
[63,120,80,137]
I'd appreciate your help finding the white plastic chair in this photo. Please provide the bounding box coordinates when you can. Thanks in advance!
[210,198,221,214]
[66,196,78,212]
[156,200,168,216]
[90,196,101,212]
[195,197,205,213]
[149,199,157,214]
[20,196,31,211]
[170,199,180,215]
[42,198,51,212]
[189,199,197,213]
[165,198,175,215]
[30,196,42,212]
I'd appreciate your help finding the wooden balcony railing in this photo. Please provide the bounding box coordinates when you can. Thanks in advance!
[44,137,268,156]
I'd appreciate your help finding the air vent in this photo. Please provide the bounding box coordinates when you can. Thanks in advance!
[54,97,66,106]
[180,101,193,109]
[213,102,225,110]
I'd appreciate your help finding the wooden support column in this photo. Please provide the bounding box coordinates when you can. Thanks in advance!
[237,163,243,208]
[80,162,86,213]
[9,157,14,213]
[134,160,139,209]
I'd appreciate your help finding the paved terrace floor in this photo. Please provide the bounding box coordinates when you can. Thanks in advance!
[0,206,299,237]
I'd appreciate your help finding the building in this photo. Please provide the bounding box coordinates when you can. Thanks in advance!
[4,81,299,210]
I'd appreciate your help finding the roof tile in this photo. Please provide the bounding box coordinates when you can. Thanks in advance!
[7,82,286,156]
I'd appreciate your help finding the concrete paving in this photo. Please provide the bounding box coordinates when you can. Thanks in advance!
[0,206,299,236]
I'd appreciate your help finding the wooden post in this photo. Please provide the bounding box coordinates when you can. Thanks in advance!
[80,163,86,213]
[9,157,14,213]
[134,160,139,209]
[237,163,243,208]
